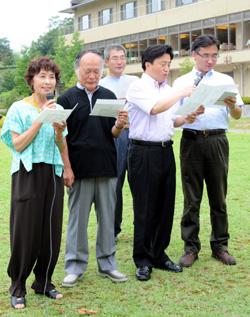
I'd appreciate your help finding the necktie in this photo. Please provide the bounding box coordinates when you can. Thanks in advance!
[194,73,204,86]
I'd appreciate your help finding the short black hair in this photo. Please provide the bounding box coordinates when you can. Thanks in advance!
[191,34,220,52]
[141,44,174,71]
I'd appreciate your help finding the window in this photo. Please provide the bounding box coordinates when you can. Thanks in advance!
[78,14,91,31]
[146,0,165,14]
[98,8,112,26]
[176,0,197,6]
[121,2,137,20]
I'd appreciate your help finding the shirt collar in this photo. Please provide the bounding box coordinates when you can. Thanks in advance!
[154,80,167,89]
[76,82,99,94]
[142,73,168,88]
[192,67,214,79]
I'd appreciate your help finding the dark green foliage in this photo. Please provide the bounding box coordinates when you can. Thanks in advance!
[0,37,15,66]
[0,69,15,94]
[54,32,83,92]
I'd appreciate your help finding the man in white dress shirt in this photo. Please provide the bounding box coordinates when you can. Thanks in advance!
[173,34,243,268]
[100,44,138,241]
[126,44,203,281]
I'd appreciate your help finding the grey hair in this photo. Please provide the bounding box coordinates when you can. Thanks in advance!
[74,49,104,77]
[103,44,127,60]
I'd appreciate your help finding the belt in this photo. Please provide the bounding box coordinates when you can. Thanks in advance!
[183,129,226,138]
[131,139,173,147]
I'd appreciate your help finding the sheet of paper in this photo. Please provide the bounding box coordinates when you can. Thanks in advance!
[36,103,78,123]
[90,99,126,118]
[214,91,237,106]
[175,83,237,115]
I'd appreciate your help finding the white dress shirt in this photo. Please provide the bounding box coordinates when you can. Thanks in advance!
[173,68,244,130]
[126,73,178,142]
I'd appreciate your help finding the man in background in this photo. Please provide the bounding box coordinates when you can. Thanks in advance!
[173,34,243,268]
[100,44,138,241]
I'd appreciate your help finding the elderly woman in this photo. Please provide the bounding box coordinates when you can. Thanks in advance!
[1,57,66,309]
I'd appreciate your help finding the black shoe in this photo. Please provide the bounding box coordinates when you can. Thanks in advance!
[136,266,152,281]
[155,259,183,273]
[11,296,26,309]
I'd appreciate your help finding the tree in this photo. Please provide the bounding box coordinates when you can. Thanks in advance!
[54,32,84,92]
[0,69,15,94]
[14,50,32,96]
[0,37,15,66]
[0,16,79,109]
[29,16,74,58]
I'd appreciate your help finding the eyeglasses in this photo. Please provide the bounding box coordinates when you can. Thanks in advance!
[110,56,126,61]
[195,51,219,61]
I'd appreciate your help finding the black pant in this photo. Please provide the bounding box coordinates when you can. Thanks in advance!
[8,163,64,297]
[128,141,176,267]
[180,131,229,254]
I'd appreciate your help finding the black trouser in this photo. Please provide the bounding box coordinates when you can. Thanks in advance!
[8,163,64,297]
[128,140,176,268]
[180,129,229,254]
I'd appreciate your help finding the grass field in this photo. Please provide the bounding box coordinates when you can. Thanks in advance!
[229,117,250,130]
[0,129,249,317]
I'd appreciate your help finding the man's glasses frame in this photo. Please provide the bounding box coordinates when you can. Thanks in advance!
[195,51,219,61]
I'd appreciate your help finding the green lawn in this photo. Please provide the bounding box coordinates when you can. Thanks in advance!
[229,117,250,130]
[0,131,249,317]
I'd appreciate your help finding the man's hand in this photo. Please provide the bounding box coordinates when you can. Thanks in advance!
[63,166,75,188]
[224,96,237,110]
[185,105,205,124]
[115,110,128,129]
[112,110,129,137]
[53,121,67,135]
[180,85,196,98]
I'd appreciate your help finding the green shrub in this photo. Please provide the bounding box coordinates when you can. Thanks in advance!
[242,96,250,104]
[0,89,22,111]
[179,57,194,75]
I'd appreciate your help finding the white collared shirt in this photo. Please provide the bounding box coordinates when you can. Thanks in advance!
[76,82,99,111]
[126,73,177,142]
[173,68,244,130]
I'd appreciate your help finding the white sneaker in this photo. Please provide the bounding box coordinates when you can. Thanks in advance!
[62,273,82,287]
[99,269,128,282]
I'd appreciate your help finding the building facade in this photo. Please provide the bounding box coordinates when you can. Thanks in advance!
[61,0,250,96]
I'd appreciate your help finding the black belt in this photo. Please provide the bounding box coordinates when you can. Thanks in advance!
[131,139,173,147]
[183,129,226,138]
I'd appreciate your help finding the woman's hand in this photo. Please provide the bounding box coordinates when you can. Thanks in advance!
[53,121,67,152]
[41,99,56,111]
